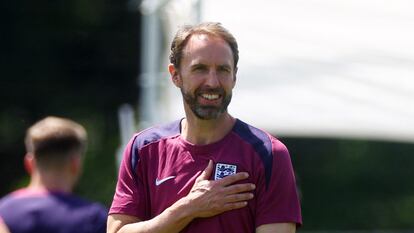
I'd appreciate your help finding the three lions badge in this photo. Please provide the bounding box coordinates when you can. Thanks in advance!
[214,163,237,180]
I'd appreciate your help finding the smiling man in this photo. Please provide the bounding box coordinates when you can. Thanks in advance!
[107,22,302,233]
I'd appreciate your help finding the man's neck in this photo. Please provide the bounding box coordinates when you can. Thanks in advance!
[181,113,236,145]
[28,171,73,193]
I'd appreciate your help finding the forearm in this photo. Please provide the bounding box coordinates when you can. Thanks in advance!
[256,223,296,233]
[117,198,195,233]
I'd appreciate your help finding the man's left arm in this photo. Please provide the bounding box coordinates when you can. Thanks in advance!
[254,138,302,230]
[256,223,296,233]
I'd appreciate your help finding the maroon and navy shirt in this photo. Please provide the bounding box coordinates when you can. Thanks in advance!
[0,188,107,233]
[110,119,302,232]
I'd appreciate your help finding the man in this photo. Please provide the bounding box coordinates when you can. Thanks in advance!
[108,22,302,233]
[0,116,107,233]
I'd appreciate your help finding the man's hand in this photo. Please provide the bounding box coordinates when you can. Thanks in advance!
[185,160,256,218]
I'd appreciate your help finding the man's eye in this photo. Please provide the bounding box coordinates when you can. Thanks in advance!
[219,67,230,73]
[193,66,206,72]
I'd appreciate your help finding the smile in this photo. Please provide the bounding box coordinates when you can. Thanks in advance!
[201,93,220,100]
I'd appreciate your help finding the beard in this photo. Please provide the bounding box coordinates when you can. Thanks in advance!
[181,87,232,120]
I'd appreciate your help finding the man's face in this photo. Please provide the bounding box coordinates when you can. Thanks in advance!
[174,34,237,120]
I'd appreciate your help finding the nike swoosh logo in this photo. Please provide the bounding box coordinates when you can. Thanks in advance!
[155,176,176,186]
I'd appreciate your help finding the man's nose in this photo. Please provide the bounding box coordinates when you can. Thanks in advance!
[205,70,220,88]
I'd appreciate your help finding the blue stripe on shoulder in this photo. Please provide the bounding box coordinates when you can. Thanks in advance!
[233,119,273,189]
[131,120,181,172]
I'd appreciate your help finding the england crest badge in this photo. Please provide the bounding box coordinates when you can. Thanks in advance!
[214,163,237,180]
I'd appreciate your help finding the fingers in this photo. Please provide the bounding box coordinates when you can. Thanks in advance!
[223,192,254,204]
[197,160,213,181]
[220,184,255,210]
[223,183,256,195]
[222,201,248,212]
[197,161,251,187]
[220,192,254,212]
[217,171,250,186]
[188,163,256,218]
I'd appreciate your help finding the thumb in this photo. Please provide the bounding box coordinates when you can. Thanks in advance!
[197,160,213,181]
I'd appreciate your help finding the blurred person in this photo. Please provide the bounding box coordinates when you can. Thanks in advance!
[0,116,107,233]
[108,22,302,233]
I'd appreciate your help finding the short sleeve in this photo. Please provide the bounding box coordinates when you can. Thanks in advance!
[255,139,302,227]
[109,136,148,220]
[90,204,109,233]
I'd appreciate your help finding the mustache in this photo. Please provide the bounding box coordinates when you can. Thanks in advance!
[195,87,225,95]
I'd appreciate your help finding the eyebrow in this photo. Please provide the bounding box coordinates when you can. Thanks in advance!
[190,63,232,70]
[191,64,207,69]
[217,64,231,70]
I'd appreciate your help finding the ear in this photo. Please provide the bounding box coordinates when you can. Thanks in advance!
[232,66,238,88]
[24,153,35,175]
[70,155,82,176]
[168,63,181,88]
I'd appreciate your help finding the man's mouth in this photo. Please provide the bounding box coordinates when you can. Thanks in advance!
[200,93,220,100]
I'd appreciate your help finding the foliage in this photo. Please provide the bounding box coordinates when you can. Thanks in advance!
[0,0,140,207]
[283,138,414,230]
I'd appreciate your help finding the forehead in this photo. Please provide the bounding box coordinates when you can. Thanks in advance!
[181,34,234,67]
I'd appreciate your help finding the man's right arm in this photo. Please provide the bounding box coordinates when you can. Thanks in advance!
[107,160,255,233]
[107,197,194,233]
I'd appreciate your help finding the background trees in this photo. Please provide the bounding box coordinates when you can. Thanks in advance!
[0,0,140,205]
